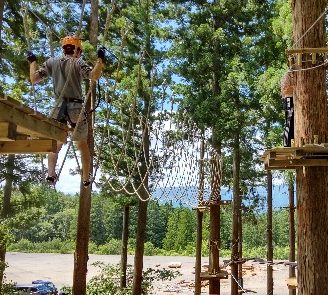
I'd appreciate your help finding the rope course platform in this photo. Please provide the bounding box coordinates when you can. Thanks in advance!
[262,146,328,170]
[286,47,328,68]
[193,200,232,212]
[0,95,68,154]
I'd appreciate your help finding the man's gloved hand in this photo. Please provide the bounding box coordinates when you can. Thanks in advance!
[97,48,105,61]
[27,51,37,63]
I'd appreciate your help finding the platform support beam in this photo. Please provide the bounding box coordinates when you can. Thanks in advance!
[0,140,57,154]
[0,122,17,141]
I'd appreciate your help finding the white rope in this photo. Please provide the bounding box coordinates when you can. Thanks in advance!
[289,60,328,72]
[230,272,248,293]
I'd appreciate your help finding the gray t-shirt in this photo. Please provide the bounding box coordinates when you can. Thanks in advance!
[37,56,92,100]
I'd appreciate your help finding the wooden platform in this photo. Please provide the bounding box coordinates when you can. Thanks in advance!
[200,270,228,280]
[0,95,68,154]
[262,146,328,170]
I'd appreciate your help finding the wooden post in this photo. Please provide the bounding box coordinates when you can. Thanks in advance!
[209,202,220,295]
[288,180,296,295]
[267,170,273,294]
[237,198,243,289]
[231,133,241,295]
[194,210,203,295]
[293,0,328,293]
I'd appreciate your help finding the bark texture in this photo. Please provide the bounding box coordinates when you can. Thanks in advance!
[120,205,130,289]
[72,1,98,293]
[293,0,328,294]
[231,133,241,295]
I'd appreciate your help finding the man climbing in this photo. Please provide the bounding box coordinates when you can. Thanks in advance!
[281,70,294,147]
[27,35,105,187]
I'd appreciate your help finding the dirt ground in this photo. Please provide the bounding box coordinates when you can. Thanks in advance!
[4,252,295,294]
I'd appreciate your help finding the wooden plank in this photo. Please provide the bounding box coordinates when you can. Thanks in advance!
[0,122,17,141]
[200,271,228,280]
[0,95,67,130]
[0,102,67,142]
[268,158,328,168]
[0,140,57,154]
[286,47,328,54]
[293,149,305,159]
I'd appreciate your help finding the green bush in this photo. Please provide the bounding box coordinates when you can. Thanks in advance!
[86,263,180,295]
[97,239,122,255]
[7,239,75,253]
[7,239,34,252]
[144,242,160,256]
[274,246,290,260]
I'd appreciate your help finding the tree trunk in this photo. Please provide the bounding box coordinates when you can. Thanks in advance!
[209,203,220,295]
[293,0,328,293]
[132,1,151,292]
[195,133,205,295]
[72,1,98,294]
[266,170,273,295]
[208,134,221,295]
[288,179,296,295]
[132,93,150,295]
[0,154,14,292]
[2,155,14,218]
[120,205,130,289]
[237,201,242,288]
[132,197,148,295]
[231,132,241,295]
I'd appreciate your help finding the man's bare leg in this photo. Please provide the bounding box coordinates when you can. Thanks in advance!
[47,142,63,181]
[76,140,91,184]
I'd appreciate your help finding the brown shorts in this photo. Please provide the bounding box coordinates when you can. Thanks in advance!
[52,101,88,141]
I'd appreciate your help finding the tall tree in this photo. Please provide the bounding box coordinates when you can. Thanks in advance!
[73,0,99,293]
[292,0,328,293]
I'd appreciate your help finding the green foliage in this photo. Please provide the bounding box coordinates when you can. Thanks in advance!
[97,239,122,255]
[1,281,16,295]
[61,263,181,295]
[163,207,196,252]
[7,238,75,254]
[4,186,294,260]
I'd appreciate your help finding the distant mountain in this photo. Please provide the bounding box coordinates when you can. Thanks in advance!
[152,184,293,210]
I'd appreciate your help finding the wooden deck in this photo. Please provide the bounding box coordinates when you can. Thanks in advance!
[262,146,328,170]
[0,95,68,154]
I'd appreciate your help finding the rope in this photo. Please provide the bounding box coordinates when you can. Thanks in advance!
[102,0,116,45]
[24,4,62,40]
[76,0,87,36]
[230,272,248,293]
[57,141,72,180]
[21,2,38,113]
[292,5,328,48]
[47,27,55,58]
[289,60,328,72]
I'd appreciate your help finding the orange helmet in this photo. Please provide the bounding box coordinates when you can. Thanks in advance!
[61,35,82,50]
